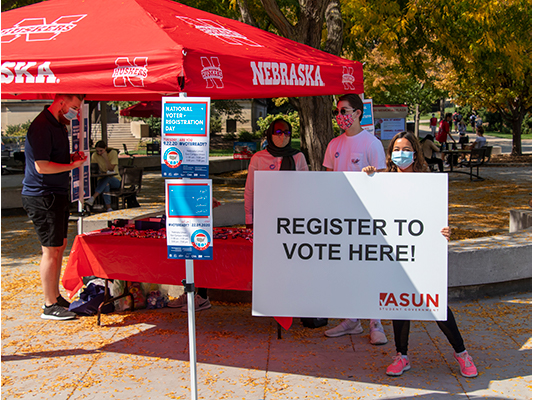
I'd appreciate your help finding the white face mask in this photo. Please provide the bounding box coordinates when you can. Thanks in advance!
[62,107,78,120]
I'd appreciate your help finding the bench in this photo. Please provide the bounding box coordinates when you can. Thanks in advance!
[146,142,160,155]
[457,146,492,181]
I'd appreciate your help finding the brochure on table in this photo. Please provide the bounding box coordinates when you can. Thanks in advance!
[165,179,213,260]
[70,103,90,202]
[161,97,210,178]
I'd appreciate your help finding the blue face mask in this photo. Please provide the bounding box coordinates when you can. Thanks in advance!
[63,107,78,121]
[391,151,415,169]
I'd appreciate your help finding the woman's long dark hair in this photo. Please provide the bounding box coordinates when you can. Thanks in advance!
[386,131,428,172]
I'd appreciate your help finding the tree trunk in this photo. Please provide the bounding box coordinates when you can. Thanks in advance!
[511,117,523,156]
[235,0,257,27]
[414,103,420,137]
[497,102,525,156]
[296,96,335,171]
[258,0,342,169]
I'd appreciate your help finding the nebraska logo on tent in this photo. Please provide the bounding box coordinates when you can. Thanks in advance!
[201,57,223,89]
[379,292,440,309]
[1,61,57,84]
[250,62,325,87]
[113,57,148,88]
[342,66,356,90]
[1,15,87,43]
[176,16,262,47]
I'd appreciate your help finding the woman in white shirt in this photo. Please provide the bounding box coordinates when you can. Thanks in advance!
[244,118,308,228]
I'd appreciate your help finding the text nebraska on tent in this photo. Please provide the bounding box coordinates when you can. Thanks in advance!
[250,61,325,87]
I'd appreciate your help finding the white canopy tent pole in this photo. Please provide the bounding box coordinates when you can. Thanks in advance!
[184,260,198,400]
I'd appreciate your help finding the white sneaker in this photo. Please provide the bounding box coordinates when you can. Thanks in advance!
[369,319,388,345]
[181,294,211,313]
[324,319,363,337]
[85,197,95,206]
[167,293,187,308]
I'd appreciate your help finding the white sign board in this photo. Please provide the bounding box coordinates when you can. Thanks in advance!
[374,117,406,140]
[252,171,448,320]
[161,97,211,178]
[165,179,213,260]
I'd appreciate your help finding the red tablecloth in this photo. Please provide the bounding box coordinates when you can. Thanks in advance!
[62,230,253,298]
[62,229,293,330]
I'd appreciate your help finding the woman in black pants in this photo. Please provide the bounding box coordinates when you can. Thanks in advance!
[363,131,478,378]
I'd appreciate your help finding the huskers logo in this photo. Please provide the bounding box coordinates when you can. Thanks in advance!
[379,292,439,308]
[1,15,86,43]
[251,62,324,87]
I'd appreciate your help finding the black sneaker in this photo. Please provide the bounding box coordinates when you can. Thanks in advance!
[56,295,71,308]
[41,304,77,320]
[41,295,71,310]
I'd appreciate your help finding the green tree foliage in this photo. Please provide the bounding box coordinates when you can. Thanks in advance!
[342,0,532,155]
[1,0,43,12]
[4,120,32,137]
[256,111,301,138]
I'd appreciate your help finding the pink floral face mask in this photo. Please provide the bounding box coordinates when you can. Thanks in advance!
[336,113,355,131]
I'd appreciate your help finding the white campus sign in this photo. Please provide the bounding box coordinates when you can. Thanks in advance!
[252,171,449,321]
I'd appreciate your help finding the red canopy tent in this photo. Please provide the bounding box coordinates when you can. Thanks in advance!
[1,0,363,101]
[120,101,162,118]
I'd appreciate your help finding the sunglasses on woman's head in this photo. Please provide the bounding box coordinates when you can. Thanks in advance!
[332,107,355,116]
[273,129,291,136]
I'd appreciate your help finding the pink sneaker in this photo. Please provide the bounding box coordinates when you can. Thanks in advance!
[386,353,411,376]
[454,351,478,377]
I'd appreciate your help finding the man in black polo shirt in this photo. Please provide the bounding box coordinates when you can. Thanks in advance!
[22,94,87,320]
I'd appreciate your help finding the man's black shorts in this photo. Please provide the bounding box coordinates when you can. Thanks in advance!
[22,193,70,247]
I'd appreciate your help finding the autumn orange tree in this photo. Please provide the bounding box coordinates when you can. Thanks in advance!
[342,0,531,155]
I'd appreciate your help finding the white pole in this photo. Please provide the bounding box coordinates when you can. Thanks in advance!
[77,102,86,235]
[185,259,198,400]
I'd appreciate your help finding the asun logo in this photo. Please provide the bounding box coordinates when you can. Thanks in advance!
[113,57,148,88]
[176,16,262,47]
[251,62,324,87]
[379,292,439,308]
[1,15,87,43]
[200,57,223,89]
[1,61,57,84]
[342,66,356,91]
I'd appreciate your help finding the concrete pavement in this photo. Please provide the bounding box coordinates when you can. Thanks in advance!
[2,132,531,399]
[1,207,532,399]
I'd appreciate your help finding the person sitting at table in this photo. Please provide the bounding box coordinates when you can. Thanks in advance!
[420,135,444,172]
[468,126,487,150]
[85,140,121,212]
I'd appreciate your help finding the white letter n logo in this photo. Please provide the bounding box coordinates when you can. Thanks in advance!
[200,57,224,89]
[112,57,148,88]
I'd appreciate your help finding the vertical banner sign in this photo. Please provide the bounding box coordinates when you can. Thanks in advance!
[161,97,210,178]
[252,171,448,321]
[165,179,213,260]
[361,99,374,135]
[71,103,91,202]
